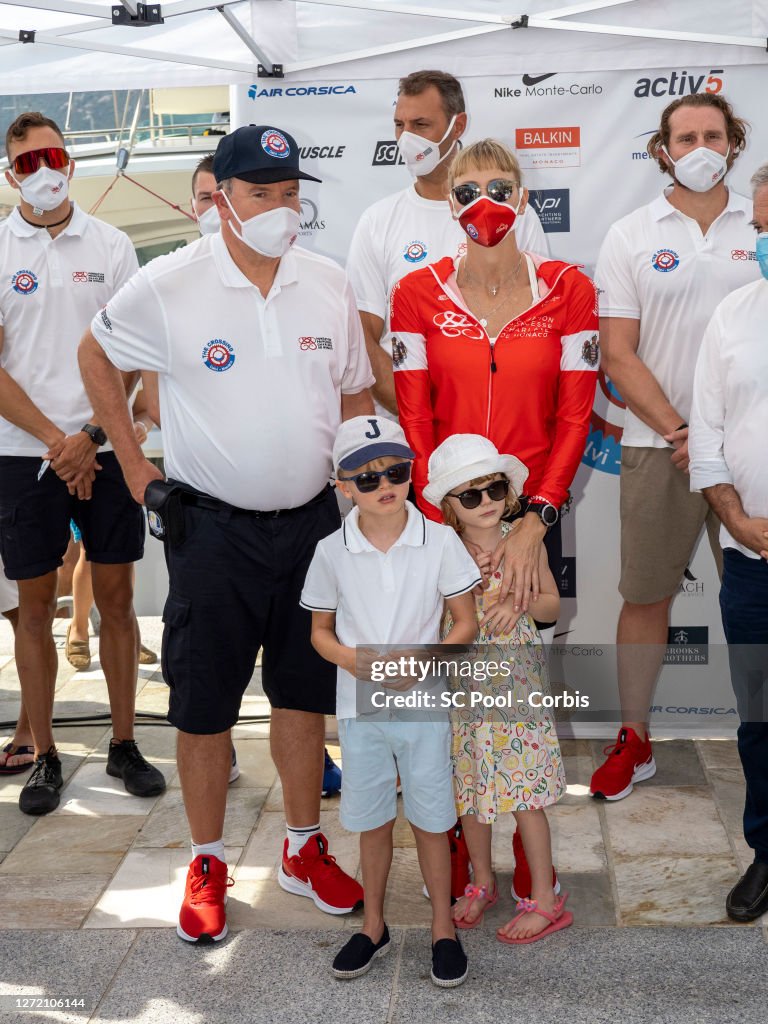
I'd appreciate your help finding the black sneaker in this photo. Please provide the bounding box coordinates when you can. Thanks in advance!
[106,740,166,797]
[430,936,468,988]
[19,748,63,816]
[332,925,391,979]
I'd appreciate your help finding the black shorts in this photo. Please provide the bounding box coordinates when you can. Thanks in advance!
[161,485,340,734]
[0,453,145,580]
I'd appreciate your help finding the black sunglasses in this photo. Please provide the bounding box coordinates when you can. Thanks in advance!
[447,479,509,509]
[342,461,412,493]
[451,178,519,207]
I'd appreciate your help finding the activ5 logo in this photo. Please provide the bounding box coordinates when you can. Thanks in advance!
[634,68,723,98]
[582,369,625,475]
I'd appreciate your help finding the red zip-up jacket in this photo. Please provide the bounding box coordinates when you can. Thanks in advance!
[391,254,599,520]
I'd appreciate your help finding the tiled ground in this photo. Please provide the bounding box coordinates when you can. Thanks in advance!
[0,618,766,1022]
[0,617,762,932]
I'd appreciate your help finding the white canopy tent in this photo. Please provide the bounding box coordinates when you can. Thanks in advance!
[0,0,766,93]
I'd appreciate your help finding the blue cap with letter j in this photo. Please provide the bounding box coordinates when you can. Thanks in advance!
[333,416,415,473]
[213,125,322,184]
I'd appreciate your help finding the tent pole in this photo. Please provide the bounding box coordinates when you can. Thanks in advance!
[297,0,506,23]
[217,5,275,72]
[526,15,767,50]
[285,23,508,75]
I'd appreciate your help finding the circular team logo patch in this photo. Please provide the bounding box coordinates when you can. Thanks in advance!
[261,130,290,159]
[202,339,236,372]
[12,269,38,295]
[403,240,427,264]
[651,248,680,273]
[466,223,479,240]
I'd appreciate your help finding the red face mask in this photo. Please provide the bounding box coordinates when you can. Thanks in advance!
[455,195,519,247]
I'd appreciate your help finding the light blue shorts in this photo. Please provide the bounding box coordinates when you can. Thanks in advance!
[337,716,456,834]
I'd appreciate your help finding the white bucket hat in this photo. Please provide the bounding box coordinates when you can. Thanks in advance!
[423,434,529,509]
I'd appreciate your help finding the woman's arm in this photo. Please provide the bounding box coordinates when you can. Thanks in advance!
[390,279,440,520]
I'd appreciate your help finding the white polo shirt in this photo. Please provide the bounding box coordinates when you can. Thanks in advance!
[689,278,768,559]
[0,204,138,455]
[595,188,759,449]
[300,500,482,719]
[91,233,374,510]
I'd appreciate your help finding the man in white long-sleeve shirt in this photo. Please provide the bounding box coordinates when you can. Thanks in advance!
[689,162,768,924]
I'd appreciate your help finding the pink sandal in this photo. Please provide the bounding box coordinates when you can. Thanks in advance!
[497,892,573,944]
[453,881,499,930]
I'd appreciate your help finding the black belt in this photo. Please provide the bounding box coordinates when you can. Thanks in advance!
[173,482,333,519]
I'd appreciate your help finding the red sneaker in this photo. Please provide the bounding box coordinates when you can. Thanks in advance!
[448,820,471,902]
[590,727,656,801]
[278,832,363,914]
[177,854,233,943]
[511,830,561,901]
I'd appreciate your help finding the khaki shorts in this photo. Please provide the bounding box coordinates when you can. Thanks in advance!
[619,446,723,605]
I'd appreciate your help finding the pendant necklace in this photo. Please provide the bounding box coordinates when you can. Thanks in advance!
[460,253,525,328]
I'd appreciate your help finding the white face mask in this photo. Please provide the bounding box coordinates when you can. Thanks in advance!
[12,166,70,214]
[397,115,457,177]
[221,193,299,258]
[194,203,220,235]
[663,144,730,193]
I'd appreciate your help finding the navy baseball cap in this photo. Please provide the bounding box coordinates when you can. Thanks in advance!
[333,416,415,473]
[213,125,321,185]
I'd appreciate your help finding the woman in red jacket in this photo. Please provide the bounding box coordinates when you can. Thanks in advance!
[391,138,599,612]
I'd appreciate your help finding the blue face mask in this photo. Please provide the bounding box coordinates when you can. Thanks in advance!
[757,233,768,281]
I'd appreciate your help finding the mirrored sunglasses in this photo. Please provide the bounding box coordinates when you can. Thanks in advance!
[12,147,70,176]
[342,461,412,493]
[451,178,519,207]
[447,479,509,509]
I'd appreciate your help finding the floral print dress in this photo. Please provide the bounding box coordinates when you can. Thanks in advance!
[445,524,566,823]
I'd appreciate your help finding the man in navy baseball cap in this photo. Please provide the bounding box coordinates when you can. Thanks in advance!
[213,124,321,184]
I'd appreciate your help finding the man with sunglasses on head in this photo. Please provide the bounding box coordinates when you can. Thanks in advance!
[79,124,374,944]
[348,70,547,418]
[591,94,761,803]
[0,111,165,815]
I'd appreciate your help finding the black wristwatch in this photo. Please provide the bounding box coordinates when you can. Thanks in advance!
[81,423,107,446]
[526,499,559,529]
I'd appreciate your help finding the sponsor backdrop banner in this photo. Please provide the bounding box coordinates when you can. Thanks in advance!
[233,66,768,735]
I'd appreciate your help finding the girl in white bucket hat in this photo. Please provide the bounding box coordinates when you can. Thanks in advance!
[427,434,571,945]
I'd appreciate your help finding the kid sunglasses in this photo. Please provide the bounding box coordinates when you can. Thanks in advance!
[341,462,412,493]
[447,479,510,509]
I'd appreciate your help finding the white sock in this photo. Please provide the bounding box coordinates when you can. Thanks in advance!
[191,839,226,863]
[286,824,320,858]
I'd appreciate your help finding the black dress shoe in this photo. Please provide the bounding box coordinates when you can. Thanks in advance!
[726,860,768,922]
[106,740,166,797]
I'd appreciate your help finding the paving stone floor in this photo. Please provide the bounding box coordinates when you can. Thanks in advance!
[0,618,766,1023]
